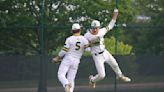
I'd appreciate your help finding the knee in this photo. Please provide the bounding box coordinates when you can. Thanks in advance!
[98,73,105,80]
[58,72,64,79]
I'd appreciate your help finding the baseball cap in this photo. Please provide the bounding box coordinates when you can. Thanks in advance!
[72,23,81,30]
[91,20,100,28]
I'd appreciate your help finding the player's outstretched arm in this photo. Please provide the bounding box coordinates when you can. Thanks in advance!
[106,9,118,31]
[52,56,62,63]
[52,47,68,64]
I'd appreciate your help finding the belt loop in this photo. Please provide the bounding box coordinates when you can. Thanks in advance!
[94,51,104,56]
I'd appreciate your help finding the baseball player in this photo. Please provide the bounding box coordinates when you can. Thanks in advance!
[52,23,89,92]
[84,9,131,88]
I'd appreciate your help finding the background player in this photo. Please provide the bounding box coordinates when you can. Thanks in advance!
[84,9,131,88]
[52,23,89,92]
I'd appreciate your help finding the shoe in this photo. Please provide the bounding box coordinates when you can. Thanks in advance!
[65,83,71,92]
[89,75,96,88]
[117,75,131,82]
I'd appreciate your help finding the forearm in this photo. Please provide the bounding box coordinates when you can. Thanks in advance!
[107,19,116,31]
[58,49,67,58]
[52,50,66,63]
[106,9,118,31]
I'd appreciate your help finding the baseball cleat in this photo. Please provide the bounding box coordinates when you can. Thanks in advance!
[117,75,131,82]
[65,83,71,92]
[89,75,96,88]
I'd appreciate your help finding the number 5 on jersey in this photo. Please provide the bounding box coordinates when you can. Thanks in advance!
[75,42,81,50]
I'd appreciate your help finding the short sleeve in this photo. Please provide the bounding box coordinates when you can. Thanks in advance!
[64,38,70,49]
[84,37,89,45]
[84,33,88,39]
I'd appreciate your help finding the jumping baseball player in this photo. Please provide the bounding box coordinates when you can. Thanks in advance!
[52,23,89,92]
[84,9,131,88]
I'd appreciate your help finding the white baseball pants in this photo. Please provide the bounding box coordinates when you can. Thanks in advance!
[91,49,123,82]
[58,56,80,92]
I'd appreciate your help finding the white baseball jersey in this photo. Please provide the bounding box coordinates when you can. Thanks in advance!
[84,27,123,83]
[63,35,89,59]
[84,28,107,54]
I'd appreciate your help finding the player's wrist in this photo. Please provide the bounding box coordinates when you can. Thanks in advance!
[111,19,116,23]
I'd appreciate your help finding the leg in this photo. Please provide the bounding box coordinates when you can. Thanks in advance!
[67,62,79,92]
[91,55,106,82]
[104,50,131,82]
[58,61,70,88]
[103,50,122,77]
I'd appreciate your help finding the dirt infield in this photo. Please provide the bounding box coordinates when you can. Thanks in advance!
[0,82,164,92]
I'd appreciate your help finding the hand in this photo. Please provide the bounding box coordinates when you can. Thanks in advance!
[114,9,118,16]
[52,56,62,64]
[112,9,119,20]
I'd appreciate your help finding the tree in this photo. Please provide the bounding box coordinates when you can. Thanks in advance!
[105,37,132,55]
[123,0,164,55]
[0,0,136,55]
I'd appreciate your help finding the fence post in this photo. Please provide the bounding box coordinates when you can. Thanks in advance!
[114,0,118,92]
[37,0,47,92]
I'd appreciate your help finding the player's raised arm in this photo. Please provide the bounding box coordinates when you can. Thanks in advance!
[106,9,119,31]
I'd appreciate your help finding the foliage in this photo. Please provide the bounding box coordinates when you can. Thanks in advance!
[123,0,164,55]
[0,0,137,55]
[104,37,132,55]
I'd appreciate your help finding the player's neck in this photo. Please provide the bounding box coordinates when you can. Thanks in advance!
[73,33,81,36]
